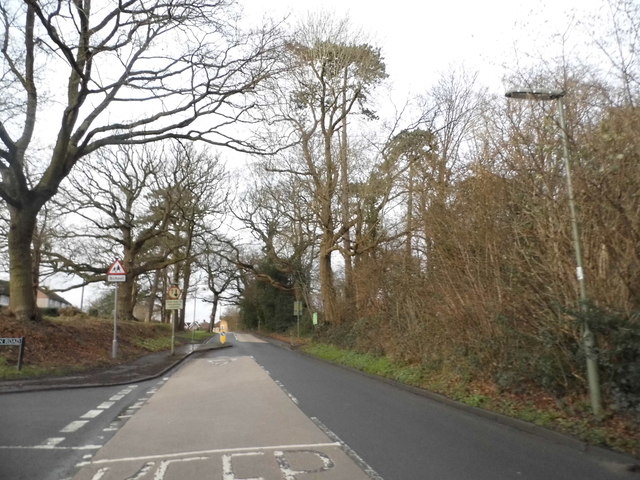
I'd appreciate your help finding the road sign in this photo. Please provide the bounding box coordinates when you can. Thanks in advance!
[107,259,127,282]
[0,337,25,370]
[166,299,184,310]
[167,285,182,299]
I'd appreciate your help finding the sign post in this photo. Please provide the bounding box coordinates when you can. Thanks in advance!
[165,285,183,355]
[107,259,127,359]
[0,337,25,370]
[293,300,303,339]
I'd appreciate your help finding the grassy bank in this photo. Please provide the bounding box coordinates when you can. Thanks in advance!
[0,313,215,380]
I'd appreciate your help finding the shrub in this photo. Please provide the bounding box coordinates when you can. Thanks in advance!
[588,308,640,414]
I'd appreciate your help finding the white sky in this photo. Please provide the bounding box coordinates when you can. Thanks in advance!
[240,0,605,96]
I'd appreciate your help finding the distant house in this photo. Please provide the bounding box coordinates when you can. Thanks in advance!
[37,288,73,309]
[0,279,73,309]
[0,280,9,307]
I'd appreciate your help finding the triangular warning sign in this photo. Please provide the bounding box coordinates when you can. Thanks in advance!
[107,260,126,275]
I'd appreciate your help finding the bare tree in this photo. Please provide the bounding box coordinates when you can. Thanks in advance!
[194,235,240,331]
[0,0,279,322]
[258,15,387,324]
[166,142,230,330]
[48,143,179,318]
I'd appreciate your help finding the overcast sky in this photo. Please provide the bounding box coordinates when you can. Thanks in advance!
[240,0,605,97]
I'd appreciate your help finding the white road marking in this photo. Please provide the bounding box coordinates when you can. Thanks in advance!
[222,452,263,480]
[311,417,384,480]
[81,409,103,419]
[41,437,65,447]
[0,444,102,451]
[274,380,299,405]
[75,442,342,467]
[103,421,120,432]
[0,379,166,464]
[90,467,109,480]
[155,457,209,479]
[61,420,89,433]
[275,449,334,479]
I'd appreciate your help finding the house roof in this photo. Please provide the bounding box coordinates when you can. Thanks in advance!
[39,288,72,306]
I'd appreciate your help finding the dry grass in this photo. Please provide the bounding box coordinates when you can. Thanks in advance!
[0,311,171,377]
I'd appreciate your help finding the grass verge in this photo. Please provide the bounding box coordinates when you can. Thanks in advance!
[0,313,215,380]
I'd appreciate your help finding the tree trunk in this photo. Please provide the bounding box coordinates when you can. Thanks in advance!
[178,261,192,332]
[117,255,137,321]
[8,205,41,322]
[319,240,339,324]
[208,292,220,332]
[145,269,162,323]
[339,80,355,307]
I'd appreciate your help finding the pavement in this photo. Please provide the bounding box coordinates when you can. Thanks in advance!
[0,339,232,394]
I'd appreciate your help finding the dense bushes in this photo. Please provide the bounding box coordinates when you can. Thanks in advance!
[591,309,640,413]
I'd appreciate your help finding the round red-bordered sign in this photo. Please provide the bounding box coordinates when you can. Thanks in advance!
[167,285,182,299]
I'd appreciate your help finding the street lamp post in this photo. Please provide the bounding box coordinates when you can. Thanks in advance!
[505,89,603,417]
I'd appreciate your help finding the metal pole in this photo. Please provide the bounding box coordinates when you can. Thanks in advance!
[193,295,197,323]
[557,97,602,417]
[17,337,25,371]
[112,286,118,359]
[171,309,176,355]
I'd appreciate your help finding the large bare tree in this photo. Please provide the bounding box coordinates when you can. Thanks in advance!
[260,16,387,324]
[0,0,278,322]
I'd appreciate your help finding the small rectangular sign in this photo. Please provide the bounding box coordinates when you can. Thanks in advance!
[165,299,184,310]
[0,337,23,345]
[107,274,127,282]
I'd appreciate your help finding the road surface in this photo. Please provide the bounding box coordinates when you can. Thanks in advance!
[1,332,637,479]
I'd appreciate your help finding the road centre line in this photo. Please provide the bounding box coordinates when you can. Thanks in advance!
[75,442,343,467]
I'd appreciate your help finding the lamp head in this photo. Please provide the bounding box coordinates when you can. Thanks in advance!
[505,89,565,101]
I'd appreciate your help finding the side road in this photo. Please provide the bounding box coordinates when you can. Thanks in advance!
[0,340,231,394]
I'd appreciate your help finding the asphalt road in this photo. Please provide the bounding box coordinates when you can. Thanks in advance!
[0,376,165,480]
[1,333,637,480]
[228,333,636,480]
